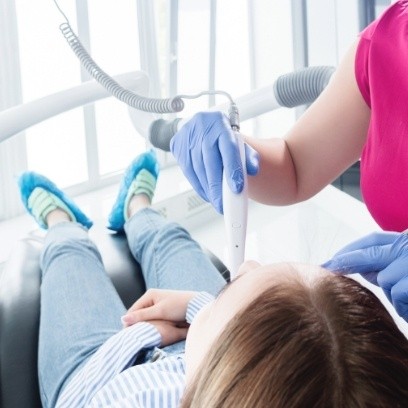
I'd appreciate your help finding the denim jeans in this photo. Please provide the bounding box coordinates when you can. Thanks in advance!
[38,208,226,408]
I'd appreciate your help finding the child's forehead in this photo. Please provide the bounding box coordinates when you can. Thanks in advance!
[253,262,328,286]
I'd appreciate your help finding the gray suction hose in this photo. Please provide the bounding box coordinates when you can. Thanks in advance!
[54,2,334,136]
[149,65,335,151]
[273,66,335,108]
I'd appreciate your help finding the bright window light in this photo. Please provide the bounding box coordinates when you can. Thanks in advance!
[14,0,145,188]
[87,0,145,176]
[15,0,87,187]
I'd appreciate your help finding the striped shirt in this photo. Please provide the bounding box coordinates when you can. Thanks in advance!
[56,292,214,407]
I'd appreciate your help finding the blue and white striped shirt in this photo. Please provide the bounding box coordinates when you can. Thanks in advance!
[56,292,214,407]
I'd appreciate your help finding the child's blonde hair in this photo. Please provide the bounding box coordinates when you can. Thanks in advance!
[181,274,408,407]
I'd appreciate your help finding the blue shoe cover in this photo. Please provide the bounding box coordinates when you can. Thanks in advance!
[108,150,159,232]
[18,172,93,229]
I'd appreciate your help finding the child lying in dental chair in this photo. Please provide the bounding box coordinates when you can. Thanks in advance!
[18,150,408,408]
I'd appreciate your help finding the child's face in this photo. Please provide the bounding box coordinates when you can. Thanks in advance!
[185,261,327,381]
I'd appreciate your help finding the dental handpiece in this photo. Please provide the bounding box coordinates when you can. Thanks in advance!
[223,104,248,277]
[148,104,248,278]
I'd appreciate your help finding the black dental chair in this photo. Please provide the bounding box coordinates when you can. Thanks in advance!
[0,223,229,408]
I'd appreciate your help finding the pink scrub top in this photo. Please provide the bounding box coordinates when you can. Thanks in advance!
[356,0,408,232]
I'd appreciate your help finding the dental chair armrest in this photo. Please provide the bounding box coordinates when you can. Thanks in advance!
[0,237,43,408]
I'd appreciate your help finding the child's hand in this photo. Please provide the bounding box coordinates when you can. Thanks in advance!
[121,289,197,328]
[146,320,189,347]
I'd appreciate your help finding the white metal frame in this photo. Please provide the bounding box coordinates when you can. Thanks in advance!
[0,72,149,217]
[0,0,26,219]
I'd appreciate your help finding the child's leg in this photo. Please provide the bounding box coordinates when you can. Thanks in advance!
[125,208,227,356]
[107,149,227,296]
[125,208,226,296]
[107,151,226,356]
[38,222,126,408]
[17,171,126,407]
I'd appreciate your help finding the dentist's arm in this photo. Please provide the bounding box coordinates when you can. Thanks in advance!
[171,40,370,210]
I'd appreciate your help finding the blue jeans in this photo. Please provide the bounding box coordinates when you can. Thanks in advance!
[38,208,226,408]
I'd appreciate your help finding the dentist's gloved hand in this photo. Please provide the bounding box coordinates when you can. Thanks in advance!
[170,111,260,213]
[322,231,408,322]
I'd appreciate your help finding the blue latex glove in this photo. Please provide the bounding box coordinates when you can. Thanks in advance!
[322,231,408,322]
[170,111,260,213]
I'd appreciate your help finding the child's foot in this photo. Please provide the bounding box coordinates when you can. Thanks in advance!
[46,208,71,227]
[108,150,159,232]
[127,172,156,217]
[18,172,93,230]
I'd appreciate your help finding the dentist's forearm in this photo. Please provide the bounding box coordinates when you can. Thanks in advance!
[244,136,300,205]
